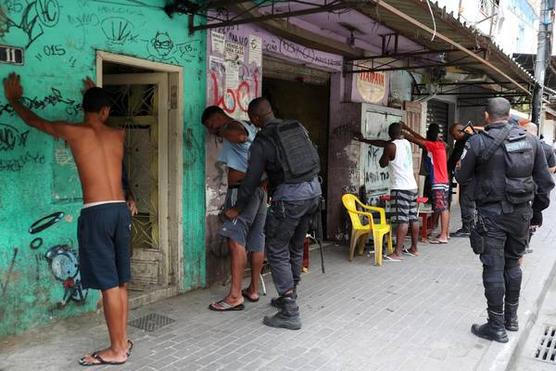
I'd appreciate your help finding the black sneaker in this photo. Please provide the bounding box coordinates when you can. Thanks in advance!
[451,228,470,237]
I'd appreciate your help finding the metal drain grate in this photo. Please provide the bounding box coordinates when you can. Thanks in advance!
[129,313,175,332]
[534,324,556,364]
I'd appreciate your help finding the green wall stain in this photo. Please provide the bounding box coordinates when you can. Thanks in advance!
[0,0,206,337]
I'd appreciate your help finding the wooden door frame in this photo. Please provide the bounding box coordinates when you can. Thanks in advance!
[96,51,184,299]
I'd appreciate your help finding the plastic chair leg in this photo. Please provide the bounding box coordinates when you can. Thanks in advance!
[357,235,366,256]
[348,230,357,261]
[373,231,383,266]
[386,232,394,255]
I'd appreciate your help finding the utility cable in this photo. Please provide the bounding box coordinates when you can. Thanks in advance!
[425,0,437,41]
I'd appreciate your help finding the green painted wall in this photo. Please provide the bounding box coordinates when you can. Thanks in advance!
[0,0,206,337]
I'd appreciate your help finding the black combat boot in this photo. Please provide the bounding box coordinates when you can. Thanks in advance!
[271,287,297,310]
[263,295,301,330]
[471,310,509,343]
[451,226,470,237]
[504,301,519,332]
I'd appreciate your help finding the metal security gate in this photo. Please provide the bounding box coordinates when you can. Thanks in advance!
[426,99,449,139]
[104,73,170,291]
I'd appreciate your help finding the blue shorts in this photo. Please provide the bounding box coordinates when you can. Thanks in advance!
[78,202,131,290]
[220,187,267,252]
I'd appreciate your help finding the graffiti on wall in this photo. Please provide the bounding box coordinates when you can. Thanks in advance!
[145,31,201,64]
[215,24,343,71]
[29,211,87,307]
[4,0,60,47]
[0,211,87,312]
[361,111,402,197]
[0,123,29,151]
[208,56,260,118]
[207,30,262,120]
[0,88,81,118]
[0,87,80,173]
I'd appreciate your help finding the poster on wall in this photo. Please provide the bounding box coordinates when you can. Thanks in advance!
[225,41,245,62]
[248,35,262,65]
[207,30,262,120]
[351,64,389,105]
[360,110,402,198]
[211,32,226,55]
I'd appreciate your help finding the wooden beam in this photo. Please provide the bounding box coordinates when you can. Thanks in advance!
[229,2,364,59]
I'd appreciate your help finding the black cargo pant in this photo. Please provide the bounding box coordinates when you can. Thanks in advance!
[265,197,320,296]
[478,203,532,314]
[459,182,476,231]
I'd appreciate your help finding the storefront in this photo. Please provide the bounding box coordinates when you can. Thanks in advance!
[204,22,342,282]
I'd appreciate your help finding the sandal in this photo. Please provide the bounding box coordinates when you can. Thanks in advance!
[241,289,259,302]
[384,255,402,262]
[428,239,448,244]
[208,300,245,311]
[402,248,416,257]
[79,353,127,366]
[127,339,134,356]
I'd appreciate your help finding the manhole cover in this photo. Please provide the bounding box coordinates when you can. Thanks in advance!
[534,324,556,364]
[129,313,175,332]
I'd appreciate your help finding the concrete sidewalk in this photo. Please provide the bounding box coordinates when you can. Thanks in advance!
[2,198,556,371]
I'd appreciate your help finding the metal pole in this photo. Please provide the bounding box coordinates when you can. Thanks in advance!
[532,0,555,125]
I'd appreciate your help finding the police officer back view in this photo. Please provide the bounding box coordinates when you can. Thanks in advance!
[456,98,554,343]
[224,97,321,330]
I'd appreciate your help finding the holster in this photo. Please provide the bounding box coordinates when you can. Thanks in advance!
[470,213,488,255]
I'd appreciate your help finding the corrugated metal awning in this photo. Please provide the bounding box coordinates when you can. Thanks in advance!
[351,0,535,95]
[172,0,536,95]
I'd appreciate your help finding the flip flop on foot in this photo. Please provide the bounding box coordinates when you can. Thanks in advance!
[403,248,417,256]
[241,289,259,302]
[79,352,127,367]
[208,300,245,311]
[127,339,134,357]
[384,255,403,262]
[407,247,420,256]
[428,239,448,244]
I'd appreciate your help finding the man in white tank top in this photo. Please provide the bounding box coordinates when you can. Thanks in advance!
[354,122,419,260]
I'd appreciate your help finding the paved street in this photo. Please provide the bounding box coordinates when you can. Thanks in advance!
[2,196,556,371]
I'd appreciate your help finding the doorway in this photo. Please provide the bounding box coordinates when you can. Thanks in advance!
[262,74,330,234]
[96,52,183,308]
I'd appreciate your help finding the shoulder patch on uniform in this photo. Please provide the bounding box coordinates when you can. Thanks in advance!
[505,140,532,153]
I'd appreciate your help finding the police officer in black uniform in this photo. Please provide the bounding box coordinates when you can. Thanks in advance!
[456,97,554,343]
[224,97,321,330]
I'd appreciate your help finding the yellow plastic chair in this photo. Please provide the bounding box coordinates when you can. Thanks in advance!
[341,194,393,266]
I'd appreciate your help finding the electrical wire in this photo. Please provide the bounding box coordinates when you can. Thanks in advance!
[425,0,437,41]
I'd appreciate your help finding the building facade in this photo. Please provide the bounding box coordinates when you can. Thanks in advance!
[0,0,206,337]
[0,0,539,338]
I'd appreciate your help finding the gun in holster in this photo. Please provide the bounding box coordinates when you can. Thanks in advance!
[470,213,488,255]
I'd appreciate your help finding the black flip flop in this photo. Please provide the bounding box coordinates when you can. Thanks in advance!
[208,300,245,311]
[127,339,134,356]
[241,289,260,302]
[79,353,127,367]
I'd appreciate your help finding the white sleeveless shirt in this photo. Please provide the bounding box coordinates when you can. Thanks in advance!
[389,139,417,190]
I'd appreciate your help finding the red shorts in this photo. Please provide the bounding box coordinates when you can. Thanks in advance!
[432,187,449,212]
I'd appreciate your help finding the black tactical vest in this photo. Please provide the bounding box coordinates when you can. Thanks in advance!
[259,120,320,184]
[480,124,536,204]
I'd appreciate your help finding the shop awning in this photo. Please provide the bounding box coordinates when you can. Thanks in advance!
[352,0,535,96]
[168,0,536,97]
